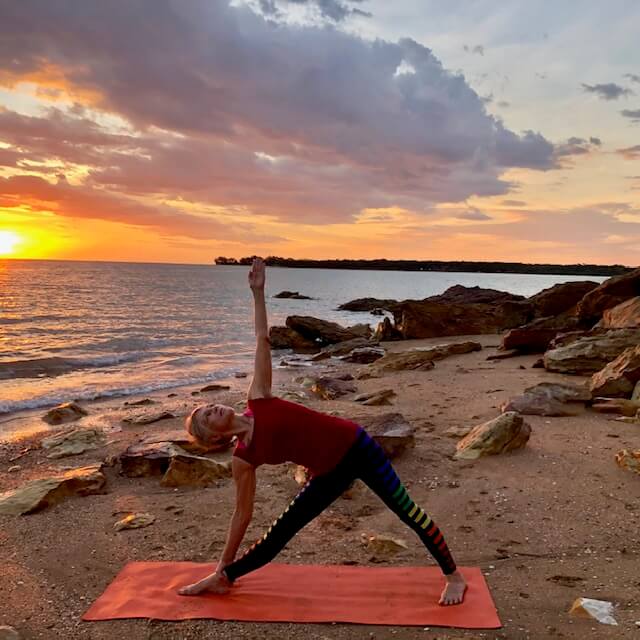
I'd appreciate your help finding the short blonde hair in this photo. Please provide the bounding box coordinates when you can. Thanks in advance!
[186,405,208,443]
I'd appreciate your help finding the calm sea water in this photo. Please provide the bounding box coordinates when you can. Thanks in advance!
[0,260,606,415]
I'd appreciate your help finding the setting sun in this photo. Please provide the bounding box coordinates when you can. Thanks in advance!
[0,230,22,256]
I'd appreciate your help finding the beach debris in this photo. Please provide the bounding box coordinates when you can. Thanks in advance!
[444,425,474,439]
[286,315,364,345]
[569,597,618,626]
[0,626,20,640]
[615,449,640,475]
[352,412,415,459]
[274,290,312,299]
[544,329,640,374]
[341,347,386,364]
[592,398,640,417]
[114,512,156,531]
[455,412,531,460]
[200,383,231,392]
[501,382,590,417]
[268,326,319,353]
[122,411,175,426]
[124,398,156,406]
[362,533,408,560]
[161,455,231,487]
[0,464,107,516]
[590,344,640,398]
[354,389,396,406]
[310,377,357,400]
[42,401,88,426]
[41,427,106,459]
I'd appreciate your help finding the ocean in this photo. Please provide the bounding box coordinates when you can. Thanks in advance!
[0,260,606,416]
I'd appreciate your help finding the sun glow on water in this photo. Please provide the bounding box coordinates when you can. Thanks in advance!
[0,230,22,256]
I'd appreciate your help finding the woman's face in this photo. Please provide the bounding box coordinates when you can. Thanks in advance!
[192,403,234,444]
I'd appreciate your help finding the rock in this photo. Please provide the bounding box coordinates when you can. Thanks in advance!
[373,317,403,341]
[354,389,396,406]
[161,455,231,487]
[362,534,408,559]
[544,329,640,374]
[426,285,525,305]
[292,465,310,485]
[352,413,415,458]
[42,401,88,425]
[41,427,106,459]
[0,464,107,516]
[633,381,640,403]
[444,425,474,439]
[0,627,20,640]
[118,442,184,477]
[274,290,312,299]
[532,358,545,368]
[8,465,21,472]
[371,308,386,316]
[486,350,520,360]
[310,351,331,362]
[281,391,309,403]
[268,326,319,353]
[347,323,373,339]
[140,431,231,454]
[319,337,377,357]
[124,398,156,406]
[234,372,248,378]
[615,449,640,474]
[501,314,581,353]
[286,315,363,345]
[338,298,397,312]
[598,296,640,329]
[528,281,599,318]
[569,597,618,626]
[200,383,231,392]
[501,383,590,417]
[576,267,640,325]
[341,347,386,364]
[114,512,156,531]
[589,345,640,398]
[122,411,176,425]
[369,342,481,373]
[591,398,640,416]
[310,377,358,400]
[455,412,531,460]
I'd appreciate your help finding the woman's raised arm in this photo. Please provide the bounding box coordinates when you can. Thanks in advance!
[247,257,272,400]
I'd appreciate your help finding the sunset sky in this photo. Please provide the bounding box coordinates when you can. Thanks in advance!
[0,0,639,265]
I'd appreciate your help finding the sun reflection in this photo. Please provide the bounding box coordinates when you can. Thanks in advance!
[0,230,22,256]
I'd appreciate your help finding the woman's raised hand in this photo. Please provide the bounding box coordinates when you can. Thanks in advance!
[248,257,266,291]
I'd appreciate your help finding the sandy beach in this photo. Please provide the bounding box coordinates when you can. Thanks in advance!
[1,334,638,640]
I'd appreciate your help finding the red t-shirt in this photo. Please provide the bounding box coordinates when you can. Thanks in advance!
[233,397,360,477]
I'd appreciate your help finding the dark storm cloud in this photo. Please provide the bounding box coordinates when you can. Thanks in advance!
[581,82,632,100]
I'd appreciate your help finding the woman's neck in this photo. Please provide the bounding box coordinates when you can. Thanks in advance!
[232,412,254,445]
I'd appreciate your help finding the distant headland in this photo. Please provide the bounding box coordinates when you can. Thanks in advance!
[214,256,632,277]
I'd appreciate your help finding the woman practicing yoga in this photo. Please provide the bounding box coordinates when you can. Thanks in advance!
[178,257,467,605]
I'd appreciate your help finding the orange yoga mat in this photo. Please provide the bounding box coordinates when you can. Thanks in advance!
[82,562,501,629]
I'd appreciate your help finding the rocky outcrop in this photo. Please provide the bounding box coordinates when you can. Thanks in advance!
[351,412,415,458]
[310,377,358,400]
[575,267,640,325]
[589,345,640,398]
[268,326,319,353]
[341,347,386,364]
[274,291,312,299]
[528,281,599,318]
[368,342,481,373]
[615,449,640,475]
[598,296,640,329]
[41,428,106,459]
[0,464,107,516]
[455,412,531,460]
[501,314,581,353]
[42,402,88,425]
[544,329,640,374]
[317,337,376,357]
[425,285,525,305]
[501,383,589,416]
[286,316,363,345]
[591,398,640,417]
[338,298,397,312]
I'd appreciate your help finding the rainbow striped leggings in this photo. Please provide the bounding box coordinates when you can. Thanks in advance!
[224,428,456,582]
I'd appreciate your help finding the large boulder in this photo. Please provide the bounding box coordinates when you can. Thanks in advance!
[42,402,88,425]
[528,281,599,318]
[455,412,531,460]
[41,427,106,459]
[268,326,319,353]
[338,298,397,312]
[589,345,640,398]
[598,297,640,329]
[286,316,362,345]
[425,285,525,305]
[575,267,640,325]
[391,300,531,339]
[0,464,106,516]
[502,382,590,416]
[369,342,481,373]
[501,314,581,353]
[353,413,415,459]
[544,329,640,374]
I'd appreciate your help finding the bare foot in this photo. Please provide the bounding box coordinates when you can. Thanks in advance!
[178,571,231,596]
[439,570,467,606]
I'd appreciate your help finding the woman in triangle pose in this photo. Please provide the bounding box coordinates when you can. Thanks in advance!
[178,257,467,605]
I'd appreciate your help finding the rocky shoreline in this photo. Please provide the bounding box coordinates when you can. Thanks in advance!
[1,269,639,639]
